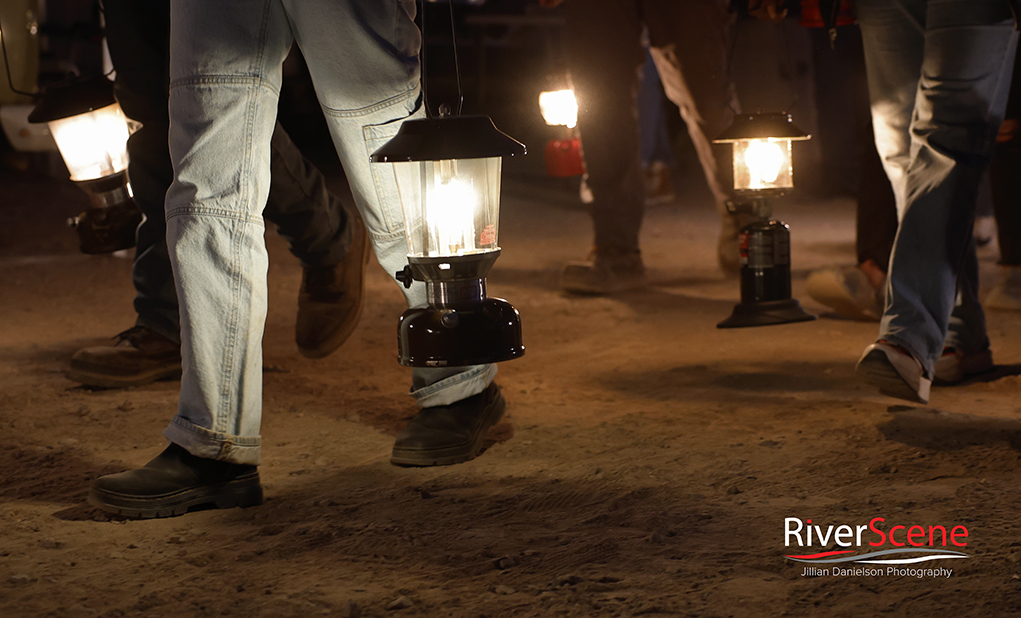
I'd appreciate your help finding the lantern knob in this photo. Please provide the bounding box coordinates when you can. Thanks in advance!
[395,265,415,289]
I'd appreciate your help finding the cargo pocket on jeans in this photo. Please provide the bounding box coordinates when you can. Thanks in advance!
[364,116,409,236]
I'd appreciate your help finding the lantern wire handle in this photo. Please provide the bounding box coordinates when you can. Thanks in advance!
[725,16,800,116]
[0,17,39,97]
[419,0,432,118]
[777,22,799,113]
[448,0,464,116]
[418,0,465,118]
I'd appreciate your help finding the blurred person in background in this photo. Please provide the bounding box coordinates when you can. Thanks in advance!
[541,0,744,295]
[987,48,1021,311]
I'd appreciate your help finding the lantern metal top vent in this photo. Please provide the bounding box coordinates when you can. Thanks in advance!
[370,107,527,367]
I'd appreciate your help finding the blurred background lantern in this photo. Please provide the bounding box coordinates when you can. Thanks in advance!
[538,84,583,178]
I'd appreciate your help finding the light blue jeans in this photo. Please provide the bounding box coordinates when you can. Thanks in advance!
[857,0,1017,378]
[163,0,495,465]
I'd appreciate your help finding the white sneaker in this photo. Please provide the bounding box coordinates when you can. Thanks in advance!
[985,266,1021,311]
[856,341,931,404]
[933,346,994,384]
[806,265,883,321]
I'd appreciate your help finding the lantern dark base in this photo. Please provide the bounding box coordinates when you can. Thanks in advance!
[397,298,524,367]
[717,298,816,329]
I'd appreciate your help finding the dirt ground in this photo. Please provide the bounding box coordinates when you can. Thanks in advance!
[2,161,1021,618]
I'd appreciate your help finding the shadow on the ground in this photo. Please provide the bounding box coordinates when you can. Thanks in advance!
[953,363,1021,385]
[597,361,854,402]
[878,407,1021,452]
[211,467,721,582]
[0,442,125,519]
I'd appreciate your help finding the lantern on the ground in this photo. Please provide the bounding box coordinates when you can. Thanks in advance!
[714,112,815,328]
[370,108,526,367]
[538,87,584,178]
[28,76,140,254]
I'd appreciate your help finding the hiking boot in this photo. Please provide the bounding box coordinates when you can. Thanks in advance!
[806,264,884,321]
[296,214,370,358]
[391,383,506,467]
[560,248,646,295]
[985,265,1021,311]
[67,326,181,389]
[934,346,994,384]
[89,443,263,519]
[855,340,931,404]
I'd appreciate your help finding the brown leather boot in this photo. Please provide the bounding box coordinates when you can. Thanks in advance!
[90,443,262,519]
[560,248,646,295]
[67,326,182,389]
[296,213,370,358]
[391,383,506,467]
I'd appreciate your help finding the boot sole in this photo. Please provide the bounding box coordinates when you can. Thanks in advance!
[88,472,263,519]
[390,393,507,467]
[855,348,929,404]
[297,218,371,360]
[66,363,182,389]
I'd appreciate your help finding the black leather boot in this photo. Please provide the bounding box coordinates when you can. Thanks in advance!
[391,383,506,467]
[89,443,263,518]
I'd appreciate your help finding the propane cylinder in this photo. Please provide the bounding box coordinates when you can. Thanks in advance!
[544,138,585,177]
[739,219,792,303]
[717,217,815,328]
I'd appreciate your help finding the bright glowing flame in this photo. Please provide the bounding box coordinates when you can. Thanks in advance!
[744,140,784,185]
[47,103,130,181]
[539,89,578,129]
[427,161,477,256]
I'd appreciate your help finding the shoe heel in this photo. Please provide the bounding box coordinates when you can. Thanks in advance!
[214,476,264,509]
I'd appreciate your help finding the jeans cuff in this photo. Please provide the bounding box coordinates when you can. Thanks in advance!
[411,364,497,408]
[164,416,261,465]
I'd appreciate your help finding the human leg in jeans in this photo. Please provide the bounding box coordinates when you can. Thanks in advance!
[73,0,364,389]
[987,44,1021,311]
[855,0,1016,402]
[90,0,500,517]
[639,48,677,206]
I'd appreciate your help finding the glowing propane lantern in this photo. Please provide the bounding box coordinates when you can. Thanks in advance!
[538,87,583,178]
[538,89,578,129]
[46,102,130,182]
[370,107,527,367]
[28,76,140,254]
[712,112,815,329]
[714,112,808,195]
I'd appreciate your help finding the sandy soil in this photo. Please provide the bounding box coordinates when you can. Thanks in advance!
[2,163,1021,618]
